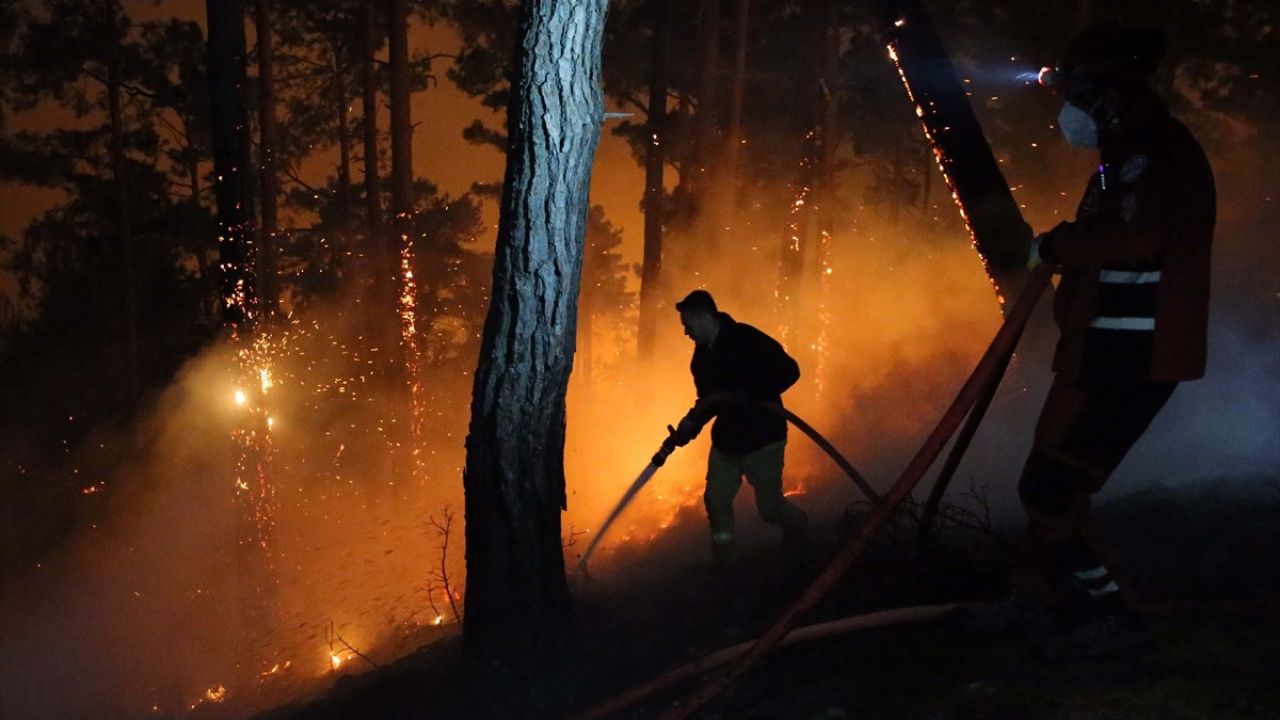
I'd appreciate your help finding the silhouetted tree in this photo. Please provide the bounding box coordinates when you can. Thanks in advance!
[462,0,608,687]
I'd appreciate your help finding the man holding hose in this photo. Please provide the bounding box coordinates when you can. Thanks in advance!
[669,289,809,564]
[1010,23,1216,659]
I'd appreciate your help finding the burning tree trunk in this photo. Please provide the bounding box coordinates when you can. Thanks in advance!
[359,0,386,296]
[387,0,424,481]
[208,0,257,329]
[875,0,1031,306]
[463,0,607,682]
[387,0,412,235]
[208,0,277,644]
[255,0,280,316]
[636,0,670,362]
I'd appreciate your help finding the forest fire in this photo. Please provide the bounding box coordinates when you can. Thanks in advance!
[1,1,1276,719]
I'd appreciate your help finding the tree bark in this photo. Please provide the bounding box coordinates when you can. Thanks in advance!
[360,0,386,294]
[387,0,412,227]
[106,30,138,394]
[207,0,257,328]
[636,0,670,362]
[875,0,1031,306]
[333,51,354,229]
[255,0,280,316]
[463,0,608,685]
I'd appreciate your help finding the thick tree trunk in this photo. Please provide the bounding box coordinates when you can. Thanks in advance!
[106,45,138,394]
[360,0,386,295]
[207,0,277,654]
[463,0,607,685]
[387,0,412,228]
[875,0,1031,306]
[385,0,422,482]
[208,0,257,328]
[255,0,280,316]
[636,0,670,361]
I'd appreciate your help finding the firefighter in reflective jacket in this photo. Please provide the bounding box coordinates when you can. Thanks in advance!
[669,289,809,563]
[1017,24,1215,657]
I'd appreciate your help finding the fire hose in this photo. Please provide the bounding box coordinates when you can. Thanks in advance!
[572,602,982,720]
[577,401,880,578]
[576,264,1052,720]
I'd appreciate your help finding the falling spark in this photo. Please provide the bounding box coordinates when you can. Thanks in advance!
[398,222,428,484]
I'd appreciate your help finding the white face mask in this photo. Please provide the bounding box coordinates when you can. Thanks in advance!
[1058,101,1098,148]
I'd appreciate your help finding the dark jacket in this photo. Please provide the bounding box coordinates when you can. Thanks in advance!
[1040,93,1215,385]
[691,313,800,455]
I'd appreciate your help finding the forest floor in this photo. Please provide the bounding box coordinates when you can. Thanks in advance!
[249,474,1280,720]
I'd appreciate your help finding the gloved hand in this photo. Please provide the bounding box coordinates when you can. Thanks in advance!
[672,408,704,446]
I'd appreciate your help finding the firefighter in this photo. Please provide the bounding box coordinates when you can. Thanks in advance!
[1013,24,1216,658]
[669,289,809,563]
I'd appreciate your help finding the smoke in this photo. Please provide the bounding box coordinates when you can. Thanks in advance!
[2,78,1277,720]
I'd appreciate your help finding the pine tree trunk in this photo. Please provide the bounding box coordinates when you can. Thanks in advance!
[106,41,138,393]
[875,0,1031,305]
[463,0,608,685]
[724,0,748,182]
[387,0,412,229]
[334,55,354,229]
[255,0,280,316]
[185,109,201,206]
[636,0,670,361]
[360,0,386,296]
[208,0,257,328]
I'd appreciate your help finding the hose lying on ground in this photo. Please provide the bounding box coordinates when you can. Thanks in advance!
[572,602,981,720]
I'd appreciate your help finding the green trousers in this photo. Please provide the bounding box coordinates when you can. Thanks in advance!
[704,440,808,550]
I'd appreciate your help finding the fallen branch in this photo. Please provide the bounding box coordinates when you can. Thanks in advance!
[572,602,980,720]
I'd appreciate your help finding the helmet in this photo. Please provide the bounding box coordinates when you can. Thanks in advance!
[1039,24,1165,107]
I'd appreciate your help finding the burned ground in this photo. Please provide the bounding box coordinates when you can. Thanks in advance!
[247,473,1280,720]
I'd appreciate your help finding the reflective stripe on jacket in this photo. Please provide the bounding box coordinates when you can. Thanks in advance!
[1040,95,1215,384]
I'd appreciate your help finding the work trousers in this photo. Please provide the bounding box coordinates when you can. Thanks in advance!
[704,441,807,549]
[1017,376,1177,604]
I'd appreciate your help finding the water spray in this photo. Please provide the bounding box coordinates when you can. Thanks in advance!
[577,424,685,577]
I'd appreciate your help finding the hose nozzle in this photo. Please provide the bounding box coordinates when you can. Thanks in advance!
[652,425,680,467]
